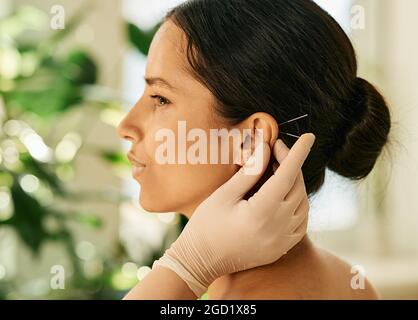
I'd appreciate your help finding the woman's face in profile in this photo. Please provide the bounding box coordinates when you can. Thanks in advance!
[117,20,239,217]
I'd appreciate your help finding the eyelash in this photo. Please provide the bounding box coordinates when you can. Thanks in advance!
[150,95,171,107]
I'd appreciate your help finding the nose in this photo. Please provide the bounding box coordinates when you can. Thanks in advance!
[117,105,142,143]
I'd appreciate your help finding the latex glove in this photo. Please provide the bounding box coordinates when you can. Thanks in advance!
[152,133,315,297]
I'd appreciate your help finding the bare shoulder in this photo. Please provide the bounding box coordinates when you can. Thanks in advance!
[212,239,380,300]
[316,247,380,300]
[239,245,380,300]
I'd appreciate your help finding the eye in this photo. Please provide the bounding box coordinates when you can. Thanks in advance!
[150,95,171,107]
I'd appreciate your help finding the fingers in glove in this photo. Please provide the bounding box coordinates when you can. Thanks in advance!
[249,133,315,209]
[274,138,309,205]
[212,139,271,203]
[287,199,309,234]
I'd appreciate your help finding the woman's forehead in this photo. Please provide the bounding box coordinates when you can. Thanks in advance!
[146,21,189,88]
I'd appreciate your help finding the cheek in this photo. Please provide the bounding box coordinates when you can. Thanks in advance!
[177,163,237,199]
[143,162,237,213]
[136,107,238,213]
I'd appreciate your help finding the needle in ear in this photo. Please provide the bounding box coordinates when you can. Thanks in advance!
[278,114,309,139]
[281,132,301,139]
[279,114,309,126]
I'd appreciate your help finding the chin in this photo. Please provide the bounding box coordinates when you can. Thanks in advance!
[138,192,195,217]
[139,196,166,213]
[138,192,176,214]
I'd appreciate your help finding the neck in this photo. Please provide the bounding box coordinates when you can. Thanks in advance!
[208,235,313,297]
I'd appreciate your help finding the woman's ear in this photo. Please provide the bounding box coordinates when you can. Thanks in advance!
[234,112,279,165]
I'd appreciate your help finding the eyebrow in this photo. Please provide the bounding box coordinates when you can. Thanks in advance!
[144,76,178,91]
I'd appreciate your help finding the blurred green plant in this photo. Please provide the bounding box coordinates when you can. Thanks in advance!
[0,5,184,300]
[127,22,161,56]
[0,5,137,299]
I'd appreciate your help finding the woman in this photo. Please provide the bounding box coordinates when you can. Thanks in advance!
[119,0,390,299]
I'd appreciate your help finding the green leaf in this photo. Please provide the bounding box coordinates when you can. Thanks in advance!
[101,150,130,167]
[126,23,160,56]
[8,179,50,253]
[64,50,97,85]
[4,50,96,117]
[19,153,66,196]
[74,212,102,229]
[0,171,14,188]
[5,77,82,117]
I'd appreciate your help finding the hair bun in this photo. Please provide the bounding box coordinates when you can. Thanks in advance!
[327,77,391,180]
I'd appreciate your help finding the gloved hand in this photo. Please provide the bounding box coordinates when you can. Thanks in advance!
[152,133,315,297]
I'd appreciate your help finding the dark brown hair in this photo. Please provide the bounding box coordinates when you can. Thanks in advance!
[166,0,391,194]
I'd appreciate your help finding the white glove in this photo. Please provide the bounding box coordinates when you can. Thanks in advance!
[152,133,315,297]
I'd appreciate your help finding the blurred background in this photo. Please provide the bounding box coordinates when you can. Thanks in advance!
[0,0,417,299]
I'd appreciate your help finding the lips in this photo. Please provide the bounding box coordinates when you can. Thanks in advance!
[127,152,145,166]
[127,152,146,176]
